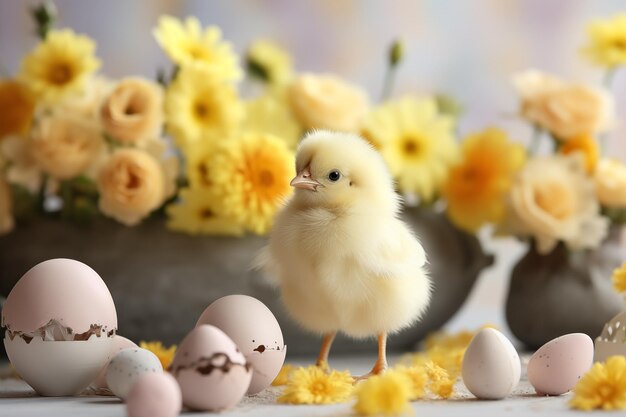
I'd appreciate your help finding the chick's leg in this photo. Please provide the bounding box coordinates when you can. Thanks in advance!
[316,331,336,370]
[354,333,388,381]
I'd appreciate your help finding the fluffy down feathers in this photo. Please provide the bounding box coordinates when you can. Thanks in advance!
[264,130,431,338]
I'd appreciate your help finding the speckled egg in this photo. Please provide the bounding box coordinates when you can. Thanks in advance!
[462,328,521,400]
[126,373,182,417]
[106,348,163,399]
[528,333,593,396]
[196,295,286,394]
[170,325,252,411]
[91,335,138,390]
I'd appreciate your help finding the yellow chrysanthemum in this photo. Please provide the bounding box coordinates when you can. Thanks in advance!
[582,14,626,68]
[19,29,100,102]
[154,15,241,81]
[246,39,293,85]
[165,65,243,146]
[0,80,35,139]
[243,91,301,149]
[394,366,428,400]
[361,97,459,201]
[183,139,215,188]
[139,341,177,370]
[354,370,412,416]
[271,363,295,386]
[612,262,626,294]
[207,132,295,235]
[570,356,626,411]
[424,362,455,399]
[560,133,599,173]
[166,188,244,236]
[442,128,526,232]
[278,366,353,405]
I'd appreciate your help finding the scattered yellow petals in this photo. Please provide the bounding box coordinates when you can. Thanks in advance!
[394,365,428,400]
[424,361,456,399]
[278,366,353,405]
[272,363,295,387]
[139,341,177,370]
[354,370,412,416]
[570,356,626,411]
[612,262,626,294]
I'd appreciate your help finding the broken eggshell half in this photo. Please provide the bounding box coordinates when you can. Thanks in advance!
[170,325,252,411]
[196,294,286,394]
[1,258,117,396]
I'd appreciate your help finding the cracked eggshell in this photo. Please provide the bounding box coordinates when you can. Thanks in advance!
[106,348,163,400]
[4,335,112,396]
[171,325,252,411]
[462,328,521,400]
[196,295,286,394]
[92,335,138,390]
[528,333,593,396]
[1,258,117,335]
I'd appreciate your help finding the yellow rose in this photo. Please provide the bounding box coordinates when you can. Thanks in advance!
[595,159,626,208]
[288,73,369,132]
[31,114,104,180]
[97,148,165,226]
[512,70,613,139]
[509,154,608,254]
[0,176,14,235]
[101,78,163,144]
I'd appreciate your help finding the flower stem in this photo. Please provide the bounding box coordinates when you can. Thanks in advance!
[380,67,396,103]
[36,175,48,215]
[599,67,617,156]
[529,125,542,155]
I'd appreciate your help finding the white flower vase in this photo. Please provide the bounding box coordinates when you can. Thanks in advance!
[0,208,492,354]
[506,226,625,349]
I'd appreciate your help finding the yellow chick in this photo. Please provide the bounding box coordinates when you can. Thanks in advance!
[263,130,431,379]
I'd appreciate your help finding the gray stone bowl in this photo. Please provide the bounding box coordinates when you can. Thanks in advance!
[0,208,492,355]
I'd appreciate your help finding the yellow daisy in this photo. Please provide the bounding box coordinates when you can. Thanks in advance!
[19,29,100,102]
[0,80,35,139]
[154,15,241,81]
[243,91,302,149]
[278,366,353,405]
[183,139,215,188]
[246,39,293,85]
[165,65,243,146]
[207,132,295,235]
[139,341,177,370]
[442,128,526,232]
[612,262,626,294]
[166,188,244,236]
[582,14,626,68]
[361,97,459,201]
[271,363,295,386]
[570,356,626,411]
[354,370,412,416]
[559,133,599,173]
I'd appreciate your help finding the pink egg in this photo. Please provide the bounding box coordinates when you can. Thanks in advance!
[126,373,181,417]
[528,333,594,396]
[2,258,117,336]
[91,335,137,389]
[170,325,252,411]
[196,295,286,394]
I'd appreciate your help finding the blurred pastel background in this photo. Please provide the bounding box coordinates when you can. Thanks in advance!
[1,0,625,341]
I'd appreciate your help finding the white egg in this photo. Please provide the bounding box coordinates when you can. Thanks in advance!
[106,348,163,399]
[462,328,521,400]
[4,335,112,396]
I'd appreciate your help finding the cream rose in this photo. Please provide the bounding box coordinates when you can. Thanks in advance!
[31,114,104,180]
[595,159,626,208]
[0,176,14,235]
[101,78,163,144]
[509,154,608,254]
[288,73,369,132]
[97,148,165,226]
[512,69,613,140]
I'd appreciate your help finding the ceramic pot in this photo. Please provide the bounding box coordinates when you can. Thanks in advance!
[506,227,625,350]
[0,208,492,355]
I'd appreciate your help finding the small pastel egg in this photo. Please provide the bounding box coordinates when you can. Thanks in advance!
[462,328,521,400]
[170,325,252,411]
[91,335,137,390]
[528,333,593,396]
[106,348,163,399]
[126,373,182,417]
[196,295,286,394]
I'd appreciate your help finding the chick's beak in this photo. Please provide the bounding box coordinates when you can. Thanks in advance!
[290,166,322,191]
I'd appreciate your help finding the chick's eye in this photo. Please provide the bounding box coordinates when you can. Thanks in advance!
[328,170,341,182]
